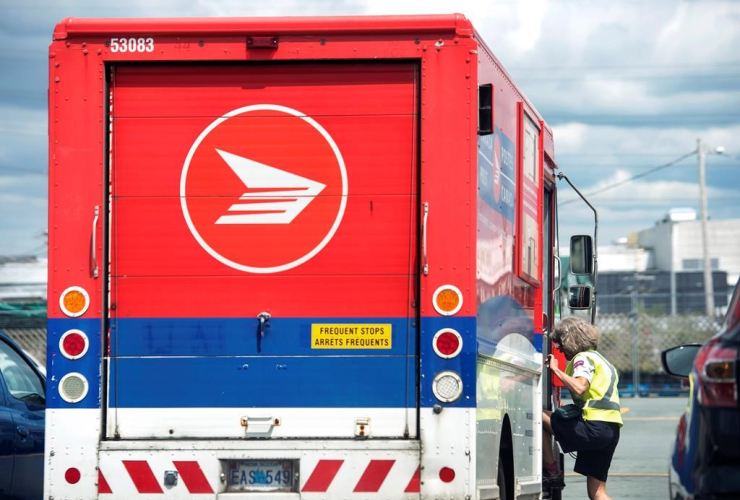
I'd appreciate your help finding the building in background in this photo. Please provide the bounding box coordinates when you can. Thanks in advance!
[596,270,728,315]
[638,209,740,287]
[595,209,739,316]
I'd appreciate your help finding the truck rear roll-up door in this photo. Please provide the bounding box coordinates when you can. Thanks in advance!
[107,63,420,439]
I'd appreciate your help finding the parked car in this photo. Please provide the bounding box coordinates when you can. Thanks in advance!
[662,280,740,500]
[0,330,46,499]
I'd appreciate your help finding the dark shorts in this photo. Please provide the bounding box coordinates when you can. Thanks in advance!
[551,413,620,482]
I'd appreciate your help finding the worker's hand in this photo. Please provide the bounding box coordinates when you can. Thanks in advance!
[546,354,559,372]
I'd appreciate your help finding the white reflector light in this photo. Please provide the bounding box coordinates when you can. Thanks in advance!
[433,371,463,403]
[59,372,89,403]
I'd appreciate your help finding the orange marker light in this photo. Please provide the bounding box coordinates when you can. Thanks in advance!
[59,286,90,318]
[432,285,463,316]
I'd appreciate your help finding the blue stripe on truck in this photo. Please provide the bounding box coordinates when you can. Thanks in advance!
[47,314,538,410]
[108,354,417,408]
[109,317,416,357]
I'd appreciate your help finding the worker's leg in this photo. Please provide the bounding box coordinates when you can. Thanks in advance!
[543,409,553,434]
[542,410,556,466]
[586,476,612,500]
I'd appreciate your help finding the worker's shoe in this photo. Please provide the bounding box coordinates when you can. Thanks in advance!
[542,463,565,488]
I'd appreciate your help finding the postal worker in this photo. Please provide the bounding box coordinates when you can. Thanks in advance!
[542,316,623,500]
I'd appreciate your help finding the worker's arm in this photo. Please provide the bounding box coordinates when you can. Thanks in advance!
[546,354,590,396]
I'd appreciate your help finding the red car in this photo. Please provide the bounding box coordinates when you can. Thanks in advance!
[662,279,740,499]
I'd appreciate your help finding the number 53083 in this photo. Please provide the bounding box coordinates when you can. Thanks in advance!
[110,38,154,53]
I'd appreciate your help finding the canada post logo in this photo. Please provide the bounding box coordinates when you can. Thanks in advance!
[180,105,348,273]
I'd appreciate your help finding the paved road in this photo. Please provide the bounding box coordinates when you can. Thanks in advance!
[562,397,686,500]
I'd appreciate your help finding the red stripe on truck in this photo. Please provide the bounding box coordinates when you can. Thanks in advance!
[404,466,421,493]
[98,470,112,494]
[302,460,344,492]
[174,461,214,494]
[123,460,163,494]
[353,459,395,492]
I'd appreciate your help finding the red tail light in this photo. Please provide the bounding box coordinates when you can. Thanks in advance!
[695,338,737,408]
[676,413,687,467]
[433,328,463,358]
[60,329,89,359]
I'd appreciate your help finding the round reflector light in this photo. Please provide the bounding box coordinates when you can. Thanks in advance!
[439,467,456,483]
[59,286,90,318]
[59,329,89,360]
[433,328,463,358]
[65,467,81,484]
[59,373,89,403]
[432,285,463,316]
[432,370,463,403]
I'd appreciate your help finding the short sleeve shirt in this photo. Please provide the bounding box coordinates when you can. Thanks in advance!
[569,353,595,384]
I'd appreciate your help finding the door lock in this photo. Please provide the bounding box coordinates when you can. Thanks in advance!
[258,312,271,338]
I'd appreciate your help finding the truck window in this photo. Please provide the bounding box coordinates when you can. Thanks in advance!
[517,106,542,285]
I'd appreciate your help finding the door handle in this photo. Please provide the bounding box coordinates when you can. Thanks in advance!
[92,205,99,279]
[16,425,29,438]
[422,202,429,276]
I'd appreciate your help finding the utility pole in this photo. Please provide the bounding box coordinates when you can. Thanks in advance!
[697,138,715,317]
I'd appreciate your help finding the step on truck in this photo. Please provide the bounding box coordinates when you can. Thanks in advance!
[47,14,573,499]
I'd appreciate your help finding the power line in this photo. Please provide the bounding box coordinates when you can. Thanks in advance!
[558,153,717,157]
[559,196,738,204]
[554,162,738,168]
[518,74,740,82]
[508,61,740,71]
[559,150,697,206]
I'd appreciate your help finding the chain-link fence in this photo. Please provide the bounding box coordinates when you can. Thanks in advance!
[0,315,47,366]
[595,291,727,397]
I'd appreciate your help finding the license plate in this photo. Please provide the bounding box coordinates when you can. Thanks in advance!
[227,460,295,492]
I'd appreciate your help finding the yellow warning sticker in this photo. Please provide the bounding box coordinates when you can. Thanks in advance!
[311,324,392,349]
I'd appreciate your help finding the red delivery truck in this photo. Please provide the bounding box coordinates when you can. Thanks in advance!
[47,14,581,499]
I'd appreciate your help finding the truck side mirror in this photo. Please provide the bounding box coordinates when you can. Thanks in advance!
[661,344,702,378]
[570,235,594,275]
[568,285,592,310]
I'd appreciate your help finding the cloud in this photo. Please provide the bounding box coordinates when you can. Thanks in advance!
[554,123,740,157]
[1,0,739,255]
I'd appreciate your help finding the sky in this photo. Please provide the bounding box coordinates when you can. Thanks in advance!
[1,0,739,256]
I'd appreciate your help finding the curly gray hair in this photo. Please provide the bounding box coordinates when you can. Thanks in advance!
[551,316,599,359]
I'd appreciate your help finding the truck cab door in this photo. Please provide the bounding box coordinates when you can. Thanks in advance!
[0,337,45,500]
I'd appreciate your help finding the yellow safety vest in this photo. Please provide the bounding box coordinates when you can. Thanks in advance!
[566,350,624,427]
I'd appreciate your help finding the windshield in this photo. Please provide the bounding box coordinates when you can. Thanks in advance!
[0,337,45,401]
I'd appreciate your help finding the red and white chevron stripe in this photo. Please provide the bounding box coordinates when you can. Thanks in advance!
[98,458,419,495]
[99,460,213,495]
[303,459,420,493]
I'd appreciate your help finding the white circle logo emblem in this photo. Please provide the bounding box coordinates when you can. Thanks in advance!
[180,105,348,273]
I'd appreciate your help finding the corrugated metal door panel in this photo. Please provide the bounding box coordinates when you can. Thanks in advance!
[113,63,416,118]
[112,115,417,198]
[112,195,415,277]
[108,62,419,439]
